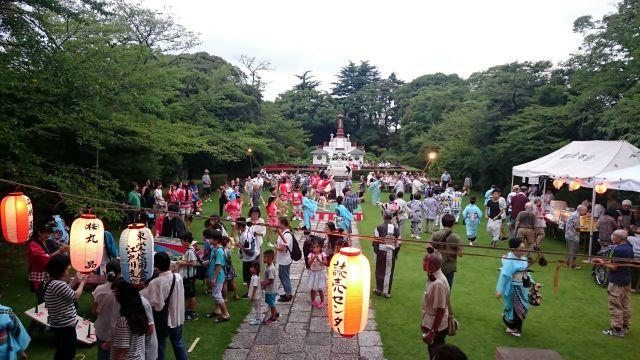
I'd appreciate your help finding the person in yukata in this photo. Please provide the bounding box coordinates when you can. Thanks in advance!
[369,176,382,205]
[423,192,439,234]
[462,197,483,246]
[408,193,426,239]
[335,196,354,233]
[0,286,30,360]
[301,196,319,231]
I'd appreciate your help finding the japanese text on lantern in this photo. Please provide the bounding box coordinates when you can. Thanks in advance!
[84,222,99,269]
[331,258,348,332]
[128,230,147,282]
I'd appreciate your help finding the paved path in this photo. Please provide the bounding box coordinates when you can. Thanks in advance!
[223,220,385,360]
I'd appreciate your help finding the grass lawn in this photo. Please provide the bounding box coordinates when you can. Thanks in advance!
[0,192,255,359]
[357,189,640,360]
[3,185,639,359]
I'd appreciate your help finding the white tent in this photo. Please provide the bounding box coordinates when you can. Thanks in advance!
[512,140,640,257]
[595,164,640,192]
[512,140,640,183]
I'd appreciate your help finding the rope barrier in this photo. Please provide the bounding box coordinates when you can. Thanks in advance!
[2,177,639,267]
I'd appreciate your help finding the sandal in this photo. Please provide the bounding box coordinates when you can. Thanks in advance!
[205,312,221,319]
[214,316,230,323]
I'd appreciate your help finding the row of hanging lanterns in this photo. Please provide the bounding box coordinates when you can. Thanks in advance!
[1,192,155,282]
[2,190,369,337]
[551,179,608,194]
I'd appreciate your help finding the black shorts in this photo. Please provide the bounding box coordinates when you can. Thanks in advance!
[203,187,211,195]
[183,277,196,298]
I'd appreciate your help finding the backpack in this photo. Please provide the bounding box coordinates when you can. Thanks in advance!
[282,230,302,261]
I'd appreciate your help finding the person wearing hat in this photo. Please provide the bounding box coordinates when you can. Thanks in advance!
[202,169,212,203]
[27,222,69,301]
[594,229,634,337]
[373,211,401,298]
[175,232,198,320]
[619,200,638,236]
[421,248,450,359]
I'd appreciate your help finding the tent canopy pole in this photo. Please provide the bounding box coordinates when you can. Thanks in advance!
[588,187,596,260]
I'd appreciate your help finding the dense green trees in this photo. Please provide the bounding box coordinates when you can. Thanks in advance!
[2,0,638,220]
[0,0,306,219]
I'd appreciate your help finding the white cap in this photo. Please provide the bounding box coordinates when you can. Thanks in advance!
[622,199,632,206]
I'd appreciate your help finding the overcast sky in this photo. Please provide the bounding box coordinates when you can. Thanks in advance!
[142,0,616,100]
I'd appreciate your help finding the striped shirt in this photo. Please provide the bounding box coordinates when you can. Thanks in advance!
[110,316,145,360]
[44,280,77,328]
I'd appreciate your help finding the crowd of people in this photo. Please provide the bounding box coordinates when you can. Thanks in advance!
[3,168,640,359]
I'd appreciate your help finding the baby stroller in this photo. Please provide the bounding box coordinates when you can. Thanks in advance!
[593,244,616,286]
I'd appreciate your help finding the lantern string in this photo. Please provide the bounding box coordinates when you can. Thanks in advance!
[2,177,639,267]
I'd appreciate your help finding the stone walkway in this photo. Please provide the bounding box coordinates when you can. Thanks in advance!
[223,220,385,360]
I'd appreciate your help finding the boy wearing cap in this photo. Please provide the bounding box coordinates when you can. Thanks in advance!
[202,169,212,202]
[176,232,198,320]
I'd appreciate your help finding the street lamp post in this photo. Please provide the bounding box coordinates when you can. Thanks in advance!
[422,151,437,173]
[247,148,254,176]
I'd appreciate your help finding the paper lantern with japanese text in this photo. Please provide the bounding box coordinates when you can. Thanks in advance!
[327,247,370,337]
[1,192,33,244]
[595,183,608,194]
[569,180,582,191]
[552,179,564,190]
[119,223,154,284]
[70,214,104,273]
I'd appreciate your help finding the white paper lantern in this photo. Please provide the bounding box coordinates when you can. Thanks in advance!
[119,223,154,284]
[70,214,104,273]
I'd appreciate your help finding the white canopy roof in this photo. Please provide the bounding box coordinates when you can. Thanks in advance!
[512,141,640,185]
[595,164,640,192]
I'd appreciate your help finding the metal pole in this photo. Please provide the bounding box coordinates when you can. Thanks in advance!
[249,154,254,177]
[96,148,99,170]
[510,175,514,190]
[588,187,596,260]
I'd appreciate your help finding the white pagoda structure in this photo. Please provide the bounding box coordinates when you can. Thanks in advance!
[311,113,365,194]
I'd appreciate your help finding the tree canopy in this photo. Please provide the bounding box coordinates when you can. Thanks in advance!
[2,0,638,219]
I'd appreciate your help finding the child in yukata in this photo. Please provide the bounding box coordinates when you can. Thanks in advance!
[408,193,426,239]
[291,187,303,221]
[423,192,438,233]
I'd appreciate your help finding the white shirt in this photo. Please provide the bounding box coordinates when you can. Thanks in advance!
[180,246,197,279]
[202,174,211,187]
[412,179,422,194]
[140,296,157,360]
[239,228,259,262]
[252,177,264,188]
[154,188,164,202]
[92,281,120,341]
[144,271,185,328]
[249,274,262,299]
[249,218,266,250]
[395,198,409,221]
[277,231,293,266]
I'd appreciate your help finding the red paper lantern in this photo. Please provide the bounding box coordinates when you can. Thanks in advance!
[595,183,608,194]
[569,180,582,191]
[1,192,33,244]
[327,247,370,337]
[552,179,564,189]
[70,214,104,273]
